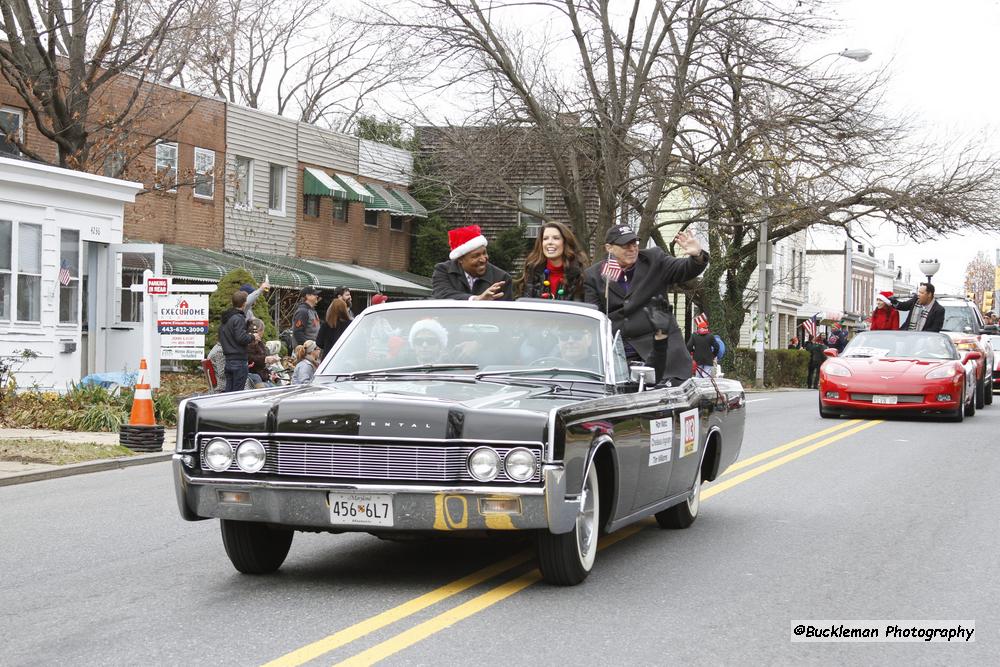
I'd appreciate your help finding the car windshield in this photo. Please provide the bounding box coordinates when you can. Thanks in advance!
[842,331,958,360]
[941,304,979,333]
[320,306,605,380]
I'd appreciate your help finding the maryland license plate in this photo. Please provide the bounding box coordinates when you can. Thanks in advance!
[872,395,898,405]
[328,492,394,527]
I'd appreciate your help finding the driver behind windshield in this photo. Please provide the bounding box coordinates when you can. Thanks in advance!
[552,326,597,370]
[408,319,449,364]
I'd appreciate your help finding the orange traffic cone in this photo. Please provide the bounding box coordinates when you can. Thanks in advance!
[128,358,156,426]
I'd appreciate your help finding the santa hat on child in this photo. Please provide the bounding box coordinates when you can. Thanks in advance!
[876,291,893,305]
[448,225,488,260]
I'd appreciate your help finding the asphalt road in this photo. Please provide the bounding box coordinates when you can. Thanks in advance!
[2,389,998,666]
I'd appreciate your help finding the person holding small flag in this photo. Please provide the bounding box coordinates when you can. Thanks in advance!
[583,225,709,385]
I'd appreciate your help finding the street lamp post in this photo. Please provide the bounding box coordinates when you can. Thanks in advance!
[918,259,940,285]
[754,47,871,389]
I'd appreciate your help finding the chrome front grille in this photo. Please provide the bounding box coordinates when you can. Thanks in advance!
[198,435,542,483]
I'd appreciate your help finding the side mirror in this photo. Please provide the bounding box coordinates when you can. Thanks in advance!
[962,351,982,364]
[629,364,656,391]
[823,348,839,358]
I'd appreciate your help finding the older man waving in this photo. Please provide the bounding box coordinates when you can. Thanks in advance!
[584,226,709,385]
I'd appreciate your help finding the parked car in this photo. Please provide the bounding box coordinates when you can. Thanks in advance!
[937,294,994,409]
[988,334,1000,392]
[818,330,980,421]
[172,300,746,585]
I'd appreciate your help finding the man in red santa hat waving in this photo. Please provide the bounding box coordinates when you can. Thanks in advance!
[432,225,513,301]
[870,291,900,331]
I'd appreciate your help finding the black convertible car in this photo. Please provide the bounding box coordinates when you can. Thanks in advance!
[173,300,746,585]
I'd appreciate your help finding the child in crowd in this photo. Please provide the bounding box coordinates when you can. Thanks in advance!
[291,340,321,384]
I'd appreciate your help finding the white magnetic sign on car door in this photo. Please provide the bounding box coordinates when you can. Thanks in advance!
[649,417,672,466]
[679,408,699,458]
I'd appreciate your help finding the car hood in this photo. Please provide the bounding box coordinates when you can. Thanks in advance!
[186,379,589,441]
[834,357,953,377]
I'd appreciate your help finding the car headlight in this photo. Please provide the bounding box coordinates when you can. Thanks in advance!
[468,447,500,482]
[236,438,266,473]
[504,448,537,482]
[204,438,234,472]
[823,363,852,377]
[926,365,958,380]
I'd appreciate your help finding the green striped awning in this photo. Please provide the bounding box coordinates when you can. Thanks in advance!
[303,167,348,198]
[364,182,408,215]
[387,188,428,218]
[121,244,309,289]
[231,251,378,292]
[305,258,432,297]
[333,173,375,205]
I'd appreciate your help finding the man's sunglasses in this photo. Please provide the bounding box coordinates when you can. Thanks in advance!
[413,337,441,347]
[557,332,586,342]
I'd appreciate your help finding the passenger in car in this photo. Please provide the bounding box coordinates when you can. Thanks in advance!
[514,221,589,300]
[408,319,449,364]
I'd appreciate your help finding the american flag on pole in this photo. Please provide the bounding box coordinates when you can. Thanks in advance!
[58,260,72,286]
[693,312,709,329]
[801,313,819,339]
[601,257,622,281]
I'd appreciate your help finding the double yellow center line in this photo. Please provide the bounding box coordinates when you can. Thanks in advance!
[265,417,882,667]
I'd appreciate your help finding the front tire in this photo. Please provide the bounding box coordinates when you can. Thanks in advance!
[221,520,294,574]
[965,385,977,417]
[655,472,701,529]
[818,393,836,419]
[950,386,966,422]
[537,464,600,586]
[975,374,986,409]
[985,369,994,405]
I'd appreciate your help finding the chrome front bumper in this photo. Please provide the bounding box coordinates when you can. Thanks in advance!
[173,457,579,534]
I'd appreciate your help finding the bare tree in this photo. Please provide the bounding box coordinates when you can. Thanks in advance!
[964,250,995,306]
[0,0,196,169]
[181,0,425,131]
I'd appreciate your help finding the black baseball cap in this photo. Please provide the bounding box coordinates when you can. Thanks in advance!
[300,286,319,297]
[605,225,639,245]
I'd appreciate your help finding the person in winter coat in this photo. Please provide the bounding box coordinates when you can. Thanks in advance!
[316,298,351,359]
[687,324,721,378]
[870,291,900,331]
[514,221,589,300]
[583,226,709,385]
[432,225,513,301]
[291,340,321,384]
[804,333,828,389]
[218,290,260,392]
[292,286,321,345]
[827,322,849,353]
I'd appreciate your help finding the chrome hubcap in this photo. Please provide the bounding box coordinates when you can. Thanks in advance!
[688,475,701,516]
[576,479,596,560]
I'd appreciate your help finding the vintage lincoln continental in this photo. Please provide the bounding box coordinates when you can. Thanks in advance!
[173,300,746,585]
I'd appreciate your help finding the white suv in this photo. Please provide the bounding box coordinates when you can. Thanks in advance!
[938,295,994,409]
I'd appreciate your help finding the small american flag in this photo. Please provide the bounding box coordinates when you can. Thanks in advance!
[693,313,709,329]
[801,314,819,339]
[601,257,622,281]
[58,260,72,286]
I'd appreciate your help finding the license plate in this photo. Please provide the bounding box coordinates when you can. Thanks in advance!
[872,395,898,405]
[328,492,394,527]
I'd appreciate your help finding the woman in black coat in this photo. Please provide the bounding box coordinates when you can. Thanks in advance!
[514,221,589,301]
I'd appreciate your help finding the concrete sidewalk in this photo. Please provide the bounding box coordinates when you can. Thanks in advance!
[0,428,174,487]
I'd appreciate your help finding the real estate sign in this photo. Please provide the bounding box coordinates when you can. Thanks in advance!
[158,294,209,359]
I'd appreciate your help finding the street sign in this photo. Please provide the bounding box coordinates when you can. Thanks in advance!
[146,277,169,295]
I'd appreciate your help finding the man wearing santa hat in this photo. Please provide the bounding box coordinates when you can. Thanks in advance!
[432,225,513,301]
[870,291,900,331]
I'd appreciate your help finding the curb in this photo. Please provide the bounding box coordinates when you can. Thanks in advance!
[0,451,173,487]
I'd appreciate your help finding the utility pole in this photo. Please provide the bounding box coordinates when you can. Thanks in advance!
[755,210,769,389]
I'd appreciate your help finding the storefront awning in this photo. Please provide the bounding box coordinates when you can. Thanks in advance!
[305,258,432,297]
[387,187,428,218]
[333,173,375,205]
[364,182,408,215]
[121,243,311,289]
[230,251,378,292]
[303,167,348,199]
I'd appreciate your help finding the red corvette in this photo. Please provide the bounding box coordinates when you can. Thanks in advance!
[818,331,981,421]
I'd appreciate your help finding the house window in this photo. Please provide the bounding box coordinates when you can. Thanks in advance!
[194,148,215,199]
[268,164,285,214]
[155,142,178,190]
[59,229,80,324]
[519,185,544,238]
[0,107,23,157]
[303,194,320,217]
[234,156,253,208]
[333,199,348,222]
[17,223,41,322]
[0,220,11,320]
[390,217,404,231]
[364,210,379,227]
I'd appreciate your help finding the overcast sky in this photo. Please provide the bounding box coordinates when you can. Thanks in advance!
[819,0,1000,293]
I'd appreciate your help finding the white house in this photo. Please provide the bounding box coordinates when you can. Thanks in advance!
[0,157,142,391]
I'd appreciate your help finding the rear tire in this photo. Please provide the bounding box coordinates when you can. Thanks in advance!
[655,473,701,529]
[221,520,294,574]
[537,464,599,586]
